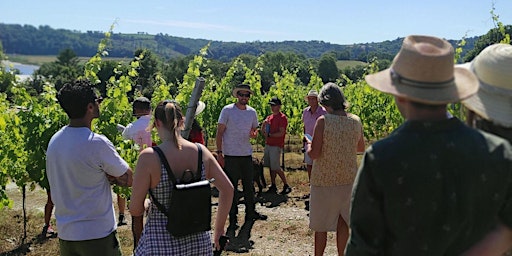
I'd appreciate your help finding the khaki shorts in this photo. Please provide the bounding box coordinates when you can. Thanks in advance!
[309,184,353,232]
[263,145,282,170]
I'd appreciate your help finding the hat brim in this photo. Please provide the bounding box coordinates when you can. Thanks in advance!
[365,67,479,104]
[232,88,254,97]
[459,63,512,128]
[195,101,205,116]
[463,88,512,128]
[304,95,318,101]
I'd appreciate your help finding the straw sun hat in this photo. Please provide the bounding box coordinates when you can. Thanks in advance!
[232,84,254,97]
[461,43,512,128]
[365,35,479,104]
[304,89,319,101]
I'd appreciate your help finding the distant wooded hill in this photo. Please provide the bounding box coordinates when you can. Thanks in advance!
[0,23,478,62]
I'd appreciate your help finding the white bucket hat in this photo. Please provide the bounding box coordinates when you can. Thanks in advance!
[365,35,478,104]
[461,43,512,128]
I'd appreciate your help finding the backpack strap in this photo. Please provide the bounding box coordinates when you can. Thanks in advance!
[153,146,177,184]
[196,143,203,179]
[148,146,175,217]
[149,145,204,216]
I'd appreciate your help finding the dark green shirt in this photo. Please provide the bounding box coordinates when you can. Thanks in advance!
[347,118,512,256]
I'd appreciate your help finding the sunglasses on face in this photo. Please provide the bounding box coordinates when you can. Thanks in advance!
[237,92,251,98]
[161,99,179,107]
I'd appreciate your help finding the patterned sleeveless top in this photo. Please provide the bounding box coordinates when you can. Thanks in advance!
[311,113,362,187]
[135,158,212,255]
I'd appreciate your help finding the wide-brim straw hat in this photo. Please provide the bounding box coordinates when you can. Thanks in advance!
[365,35,478,104]
[461,43,512,128]
[195,101,205,116]
[304,89,319,101]
[232,84,254,97]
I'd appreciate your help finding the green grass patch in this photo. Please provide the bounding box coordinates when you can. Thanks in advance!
[6,54,56,66]
[6,54,132,66]
[336,60,367,70]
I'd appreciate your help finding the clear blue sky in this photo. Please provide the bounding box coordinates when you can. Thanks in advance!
[1,0,511,45]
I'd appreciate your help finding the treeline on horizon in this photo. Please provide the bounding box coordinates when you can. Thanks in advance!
[1,23,511,102]
[0,23,479,62]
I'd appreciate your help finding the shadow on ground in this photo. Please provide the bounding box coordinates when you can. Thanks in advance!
[0,232,57,256]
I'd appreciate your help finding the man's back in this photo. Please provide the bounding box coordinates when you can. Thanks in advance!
[46,126,128,241]
[348,118,512,255]
[122,115,152,148]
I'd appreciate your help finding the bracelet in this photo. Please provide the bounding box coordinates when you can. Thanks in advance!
[216,150,223,153]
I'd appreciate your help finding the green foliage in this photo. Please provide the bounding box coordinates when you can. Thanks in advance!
[1,7,510,210]
[33,48,84,93]
[9,83,67,191]
[0,93,23,207]
[317,53,339,83]
[132,48,162,98]
[344,80,403,141]
[86,30,142,197]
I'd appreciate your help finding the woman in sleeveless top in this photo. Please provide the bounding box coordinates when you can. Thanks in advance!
[130,100,233,255]
[307,83,365,256]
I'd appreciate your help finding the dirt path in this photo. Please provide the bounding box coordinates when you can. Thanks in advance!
[4,182,342,255]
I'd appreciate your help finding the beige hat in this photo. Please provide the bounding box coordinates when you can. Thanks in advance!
[365,35,478,104]
[461,43,512,128]
[304,89,319,101]
[232,84,254,97]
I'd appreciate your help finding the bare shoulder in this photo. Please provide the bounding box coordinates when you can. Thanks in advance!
[139,146,157,160]
[136,147,160,171]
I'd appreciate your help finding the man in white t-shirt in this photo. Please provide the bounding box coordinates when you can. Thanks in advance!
[121,96,152,149]
[46,79,133,256]
[216,84,267,237]
[117,96,152,225]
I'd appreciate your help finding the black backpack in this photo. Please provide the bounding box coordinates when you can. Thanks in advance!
[150,144,212,237]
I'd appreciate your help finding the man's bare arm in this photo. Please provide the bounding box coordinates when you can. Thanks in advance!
[462,223,512,256]
[107,168,133,187]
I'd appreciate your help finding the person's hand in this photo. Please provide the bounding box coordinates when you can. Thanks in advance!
[213,235,229,255]
[250,129,258,138]
[116,124,125,132]
[106,174,116,185]
[217,153,225,168]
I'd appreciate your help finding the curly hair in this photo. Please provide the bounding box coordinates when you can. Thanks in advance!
[57,79,98,119]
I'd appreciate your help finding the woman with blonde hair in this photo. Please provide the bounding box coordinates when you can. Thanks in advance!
[130,100,233,255]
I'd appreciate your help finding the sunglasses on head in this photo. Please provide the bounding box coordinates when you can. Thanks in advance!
[161,99,179,106]
[237,92,251,98]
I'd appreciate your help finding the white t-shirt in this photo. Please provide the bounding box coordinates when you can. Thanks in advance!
[46,126,129,241]
[122,115,152,148]
[218,103,258,156]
